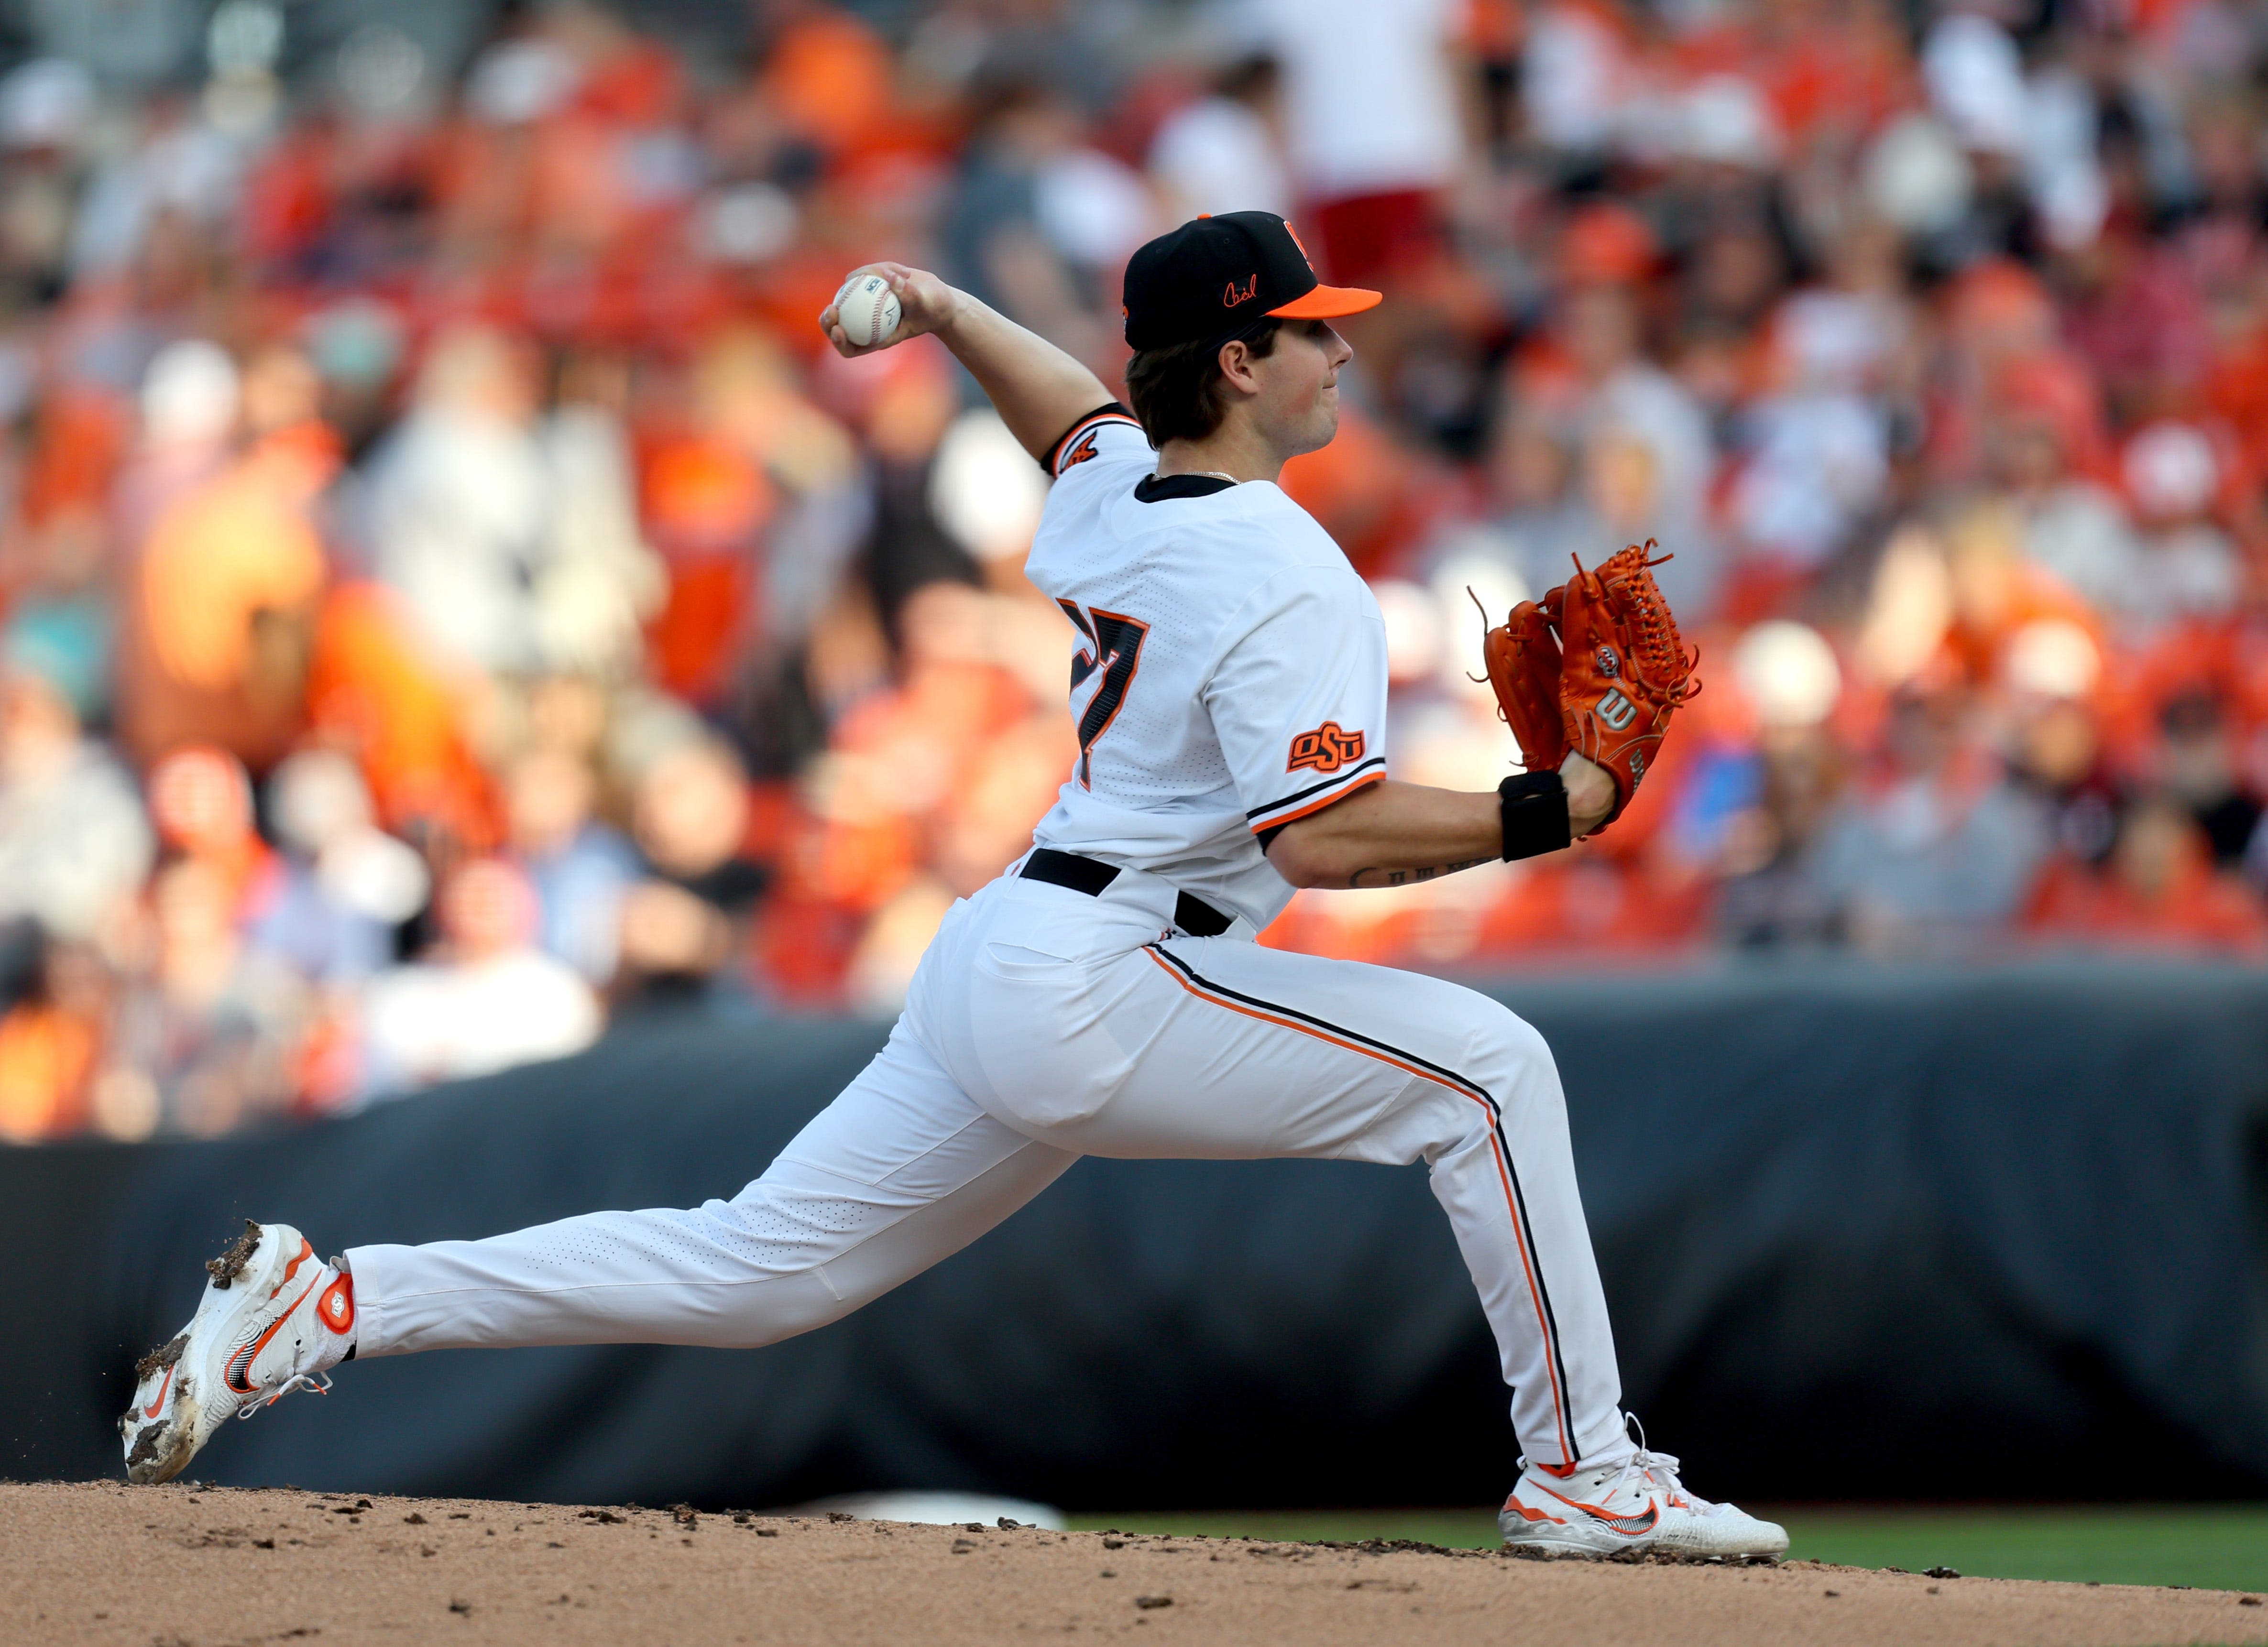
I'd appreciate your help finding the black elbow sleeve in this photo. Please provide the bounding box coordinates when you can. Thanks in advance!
[1498,772,1572,862]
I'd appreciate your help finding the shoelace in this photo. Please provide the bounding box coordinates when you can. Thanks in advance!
[1520,1415,1723,1516]
[235,1371,331,1420]
[1595,1446,1658,1510]
[1515,1442,1655,1512]
[1620,1416,1722,1516]
[1625,1445,1702,1509]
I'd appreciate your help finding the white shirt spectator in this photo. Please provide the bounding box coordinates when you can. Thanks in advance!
[1730,393,1890,567]
[1520,4,1630,154]
[360,857,601,1096]
[0,738,152,941]
[1247,0,1462,199]
[1149,94,1293,219]
[362,950,601,1094]
[534,399,665,676]
[2018,483,2142,616]
[1034,148,1161,270]
[2132,524,2242,635]
[1585,363,1722,619]
[365,328,552,675]
[0,651,152,943]
[1922,12,2029,158]
[367,401,549,674]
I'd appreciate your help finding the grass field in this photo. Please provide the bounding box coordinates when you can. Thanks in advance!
[1070,1506,2268,1593]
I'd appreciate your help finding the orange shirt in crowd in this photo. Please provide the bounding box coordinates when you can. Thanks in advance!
[640,434,775,702]
[2025,851,2268,957]
[0,1000,98,1142]
[304,583,499,851]
[759,7,897,158]
[140,437,329,692]
[117,429,334,771]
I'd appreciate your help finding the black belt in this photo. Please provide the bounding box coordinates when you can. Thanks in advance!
[1019,848,1233,938]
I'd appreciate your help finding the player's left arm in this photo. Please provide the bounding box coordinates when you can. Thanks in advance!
[821,262,1115,465]
[1211,562,1615,890]
[1264,761,1616,891]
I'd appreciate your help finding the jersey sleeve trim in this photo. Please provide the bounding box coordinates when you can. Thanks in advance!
[1245,757,1387,832]
[1042,403,1147,477]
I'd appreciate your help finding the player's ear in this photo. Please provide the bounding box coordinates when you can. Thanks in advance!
[1215,339,1264,397]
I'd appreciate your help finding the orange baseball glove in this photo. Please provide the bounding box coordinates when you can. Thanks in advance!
[1479,592,1569,776]
[1479,542,1697,834]
[1553,541,1697,826]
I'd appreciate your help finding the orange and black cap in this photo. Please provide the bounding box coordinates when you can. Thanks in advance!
[1122,210,1381,353]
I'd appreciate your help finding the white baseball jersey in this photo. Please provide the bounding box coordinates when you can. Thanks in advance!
[1024,408,1389,929]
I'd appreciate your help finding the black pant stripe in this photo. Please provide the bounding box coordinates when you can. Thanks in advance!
[1147,943,1492,1106]
[1144,942,1581,1458]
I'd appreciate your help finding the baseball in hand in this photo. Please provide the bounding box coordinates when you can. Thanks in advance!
[834,273,902,349]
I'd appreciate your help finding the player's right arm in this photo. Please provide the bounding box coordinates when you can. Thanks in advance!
[820,263,1115,467]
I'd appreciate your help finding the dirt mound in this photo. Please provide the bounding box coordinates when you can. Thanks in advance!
[6,1481,2264,1647]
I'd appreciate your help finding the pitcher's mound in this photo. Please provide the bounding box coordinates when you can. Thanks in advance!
[9,1481,2264,1647]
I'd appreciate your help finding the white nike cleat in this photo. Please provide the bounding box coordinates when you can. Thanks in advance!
[120,1220,356,1486]
[1499,1420,1787,1562]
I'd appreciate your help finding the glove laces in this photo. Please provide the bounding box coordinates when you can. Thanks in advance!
[1572,542,1700,705]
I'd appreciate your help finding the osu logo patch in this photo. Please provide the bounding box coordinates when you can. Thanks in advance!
[318,1275,355,1334]
[1287,721,1365,774]
[1060,428,1101,468]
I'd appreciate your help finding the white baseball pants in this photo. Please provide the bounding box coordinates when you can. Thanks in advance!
[347,863,1629,1469]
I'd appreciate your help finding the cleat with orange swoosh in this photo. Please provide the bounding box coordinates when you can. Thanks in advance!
[1499,1416,1786,1561]
[119,1220,356,1485]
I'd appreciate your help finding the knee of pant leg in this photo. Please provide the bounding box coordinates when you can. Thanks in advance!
[679,1194,867,1345]
[1409,1002,1559,1168]
[691,1186,892,1301]
[1461,1003,1560,1109]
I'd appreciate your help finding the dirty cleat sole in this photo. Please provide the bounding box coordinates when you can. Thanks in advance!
[120,1221,328,1485]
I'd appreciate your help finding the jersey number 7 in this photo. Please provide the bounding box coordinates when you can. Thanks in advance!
[1059,600,1150,789]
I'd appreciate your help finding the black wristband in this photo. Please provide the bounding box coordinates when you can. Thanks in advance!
[1499,772,1572,862]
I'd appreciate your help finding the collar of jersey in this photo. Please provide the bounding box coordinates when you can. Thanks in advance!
[1134,472,1237,502]
[1104,471,1290,545]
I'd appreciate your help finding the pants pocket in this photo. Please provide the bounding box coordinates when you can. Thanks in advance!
[964,942,1134,1131]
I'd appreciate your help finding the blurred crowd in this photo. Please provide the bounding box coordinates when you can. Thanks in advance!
[0,0,2263,1143]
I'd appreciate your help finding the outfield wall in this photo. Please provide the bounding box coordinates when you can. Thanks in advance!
[6,958,2266,1508]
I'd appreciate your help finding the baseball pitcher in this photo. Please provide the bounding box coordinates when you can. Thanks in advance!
[121,212,1777,1561]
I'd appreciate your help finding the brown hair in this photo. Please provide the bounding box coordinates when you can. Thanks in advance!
[1124,320,1281,446]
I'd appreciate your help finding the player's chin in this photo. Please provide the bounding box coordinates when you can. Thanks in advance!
[1296,399,1342,455]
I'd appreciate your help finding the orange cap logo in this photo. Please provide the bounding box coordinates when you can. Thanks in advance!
[1284,222,1315,272]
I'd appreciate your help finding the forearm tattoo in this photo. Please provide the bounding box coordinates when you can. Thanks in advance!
[1346,857,1493,890]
